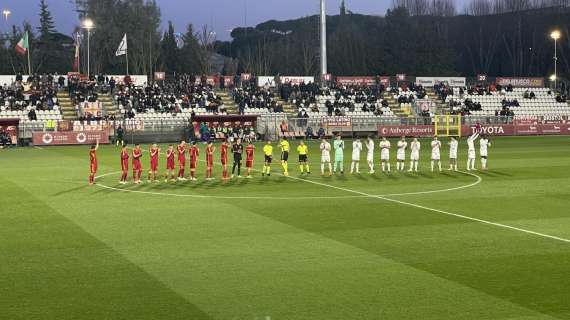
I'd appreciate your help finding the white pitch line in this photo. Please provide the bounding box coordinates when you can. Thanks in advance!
[284,173,570,244]
[95,170,481,200]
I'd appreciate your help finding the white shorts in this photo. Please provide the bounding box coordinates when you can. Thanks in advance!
[449,151,457,159]
[397,151,405,161]
[480,151,488,157]
[468,150,476,159]
[431,153,440,161]
[321,155,331,163]
[352,153,360,161]
[410,152,419,161]
[366,153,374,162]
[380,150,389,161]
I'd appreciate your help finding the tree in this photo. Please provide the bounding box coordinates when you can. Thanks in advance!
[38,0,56,40]
[340,0,347,15]
[160,21,180,74]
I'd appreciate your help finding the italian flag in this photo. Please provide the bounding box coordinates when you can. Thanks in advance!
[16,32,29,55]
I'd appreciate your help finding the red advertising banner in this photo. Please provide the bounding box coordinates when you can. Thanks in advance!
[154,72,166,81]
[379,76,390,86]
[323,73,332,81]
[33,130,110,146]
[194,76,219,86]
[378,125,435,137]
[241,73,252,81]
[477,74,487,82]
[396,74,406,81]
[223,76,234,87]
[496,77,545,88]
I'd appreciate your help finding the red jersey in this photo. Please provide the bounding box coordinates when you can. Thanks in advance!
[206,146,214,166]
[189,146,199,169]
[132,148,142,170]
[220,143,229,164]
[90,150,97,173]
[121,149,129,171]
[166,149,175,170]
[177,145,186,159]
[150,147,159,171]
[246,145,255,161]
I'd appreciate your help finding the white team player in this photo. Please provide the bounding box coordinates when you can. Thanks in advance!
[351,138,363,174]
[379,137,391,173]
[320,138,333,176]
[479,135,491,170]
[466,132,479,171]
[431,136,442,172]
[396,136,407,171]
[448,136,459,171]
[408,137,421,172]
[365,135,375,174]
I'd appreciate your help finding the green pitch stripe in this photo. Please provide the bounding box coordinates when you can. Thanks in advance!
[0,176,212,320]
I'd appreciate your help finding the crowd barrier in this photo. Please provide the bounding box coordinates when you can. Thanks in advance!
[10,115,570,147]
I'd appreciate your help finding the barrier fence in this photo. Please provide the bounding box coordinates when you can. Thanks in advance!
[8,114,570,147]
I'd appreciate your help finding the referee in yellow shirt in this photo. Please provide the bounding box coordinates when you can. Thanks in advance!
[279,137,290,176]
[297,140,310,175]
[262,140,273,177]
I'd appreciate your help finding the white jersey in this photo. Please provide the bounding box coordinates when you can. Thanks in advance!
[352,141,363,161]
[410,141,421,161]
[366,140,375,162]
[449,140,458,159]
[320,141,331,162]
[379,141,391,160]
[431,140,441,160]
[396,141,407,161]
[467,133,479,159]
[480,139,490,157]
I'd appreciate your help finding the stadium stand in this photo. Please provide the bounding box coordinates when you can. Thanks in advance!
[441,86,570,117]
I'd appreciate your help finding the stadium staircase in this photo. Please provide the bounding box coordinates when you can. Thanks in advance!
[273,96,298,117]
[215,90,239,114]
[425,88,449,114]
[57,92,78,120]
[384,94,413,118]
[99,93,120,119]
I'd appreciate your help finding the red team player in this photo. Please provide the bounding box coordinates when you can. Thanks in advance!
[148,144,160,182]
[220,139,229,180]
[165,145,176,182]
[132,144,143,184]
[120,144,129,184]
[206,141,215,180]
[88,138,100,185]
[177,141,187,181]
[245,142,255,178]
[189,141,200,181]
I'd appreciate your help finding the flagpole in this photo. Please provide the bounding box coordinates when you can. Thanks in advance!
[27,45,31,75]
[126,48,129,75]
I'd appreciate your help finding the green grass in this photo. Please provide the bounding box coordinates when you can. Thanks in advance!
[1,136,570,319]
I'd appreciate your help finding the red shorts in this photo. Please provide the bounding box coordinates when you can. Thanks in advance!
[246,160,254,168]
[178,157,186,168]
[221,158,228,166]
[150,160,158,171]
[206,158,213,168]
[166,159,175,170]
[121,160,129,171]
[190,161,197,169]
[133,160,142,171]
[90,162,98,173]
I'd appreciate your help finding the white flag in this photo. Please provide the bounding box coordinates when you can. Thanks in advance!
[116,34,127,56]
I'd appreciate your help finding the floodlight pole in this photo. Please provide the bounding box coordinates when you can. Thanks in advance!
[320,0,327,79]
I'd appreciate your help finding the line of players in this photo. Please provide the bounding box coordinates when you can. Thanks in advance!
[88,133,490,184]
[318,133,490,176]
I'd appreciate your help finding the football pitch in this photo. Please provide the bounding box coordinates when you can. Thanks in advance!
[1,135,570,320]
